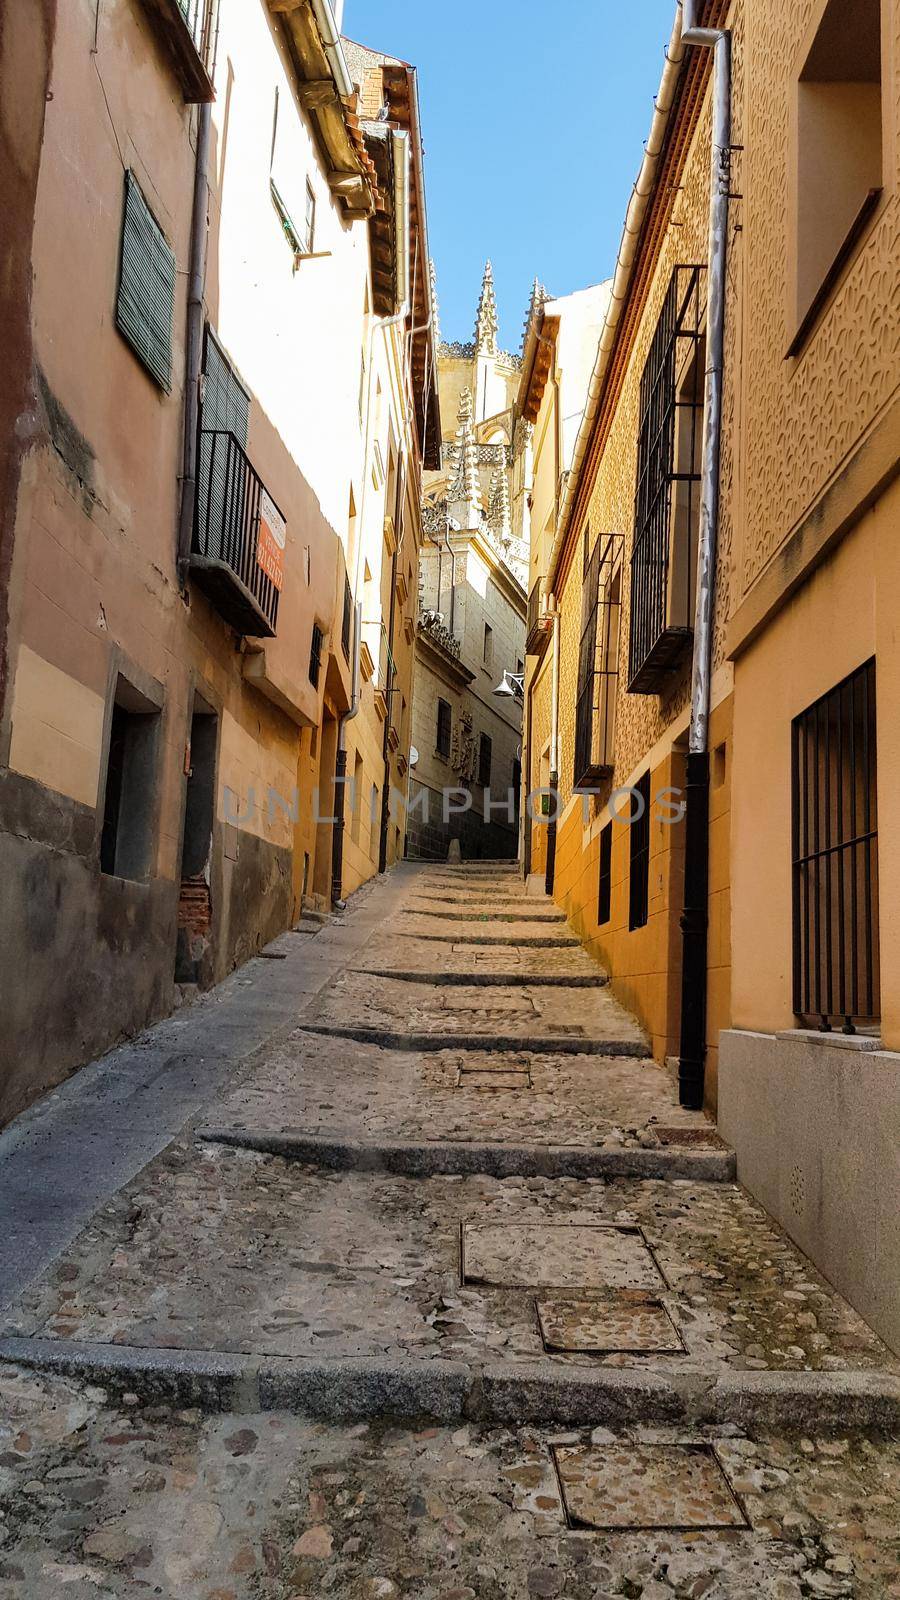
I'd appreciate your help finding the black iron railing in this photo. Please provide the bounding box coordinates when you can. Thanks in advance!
[193,429,281,637]
[574,532,623,788]
[628,265,705,694]
[792,659,879,1032]
[177,0,219,70]
[526,576,550,655]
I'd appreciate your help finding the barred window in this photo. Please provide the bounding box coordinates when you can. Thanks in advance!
[628,771,651,931]
[792,659,879,1031]
[342,573,353,659]
[116,172,175,392]
[628,265,705,694]
[436,698,452,759]
[574,533,623,788]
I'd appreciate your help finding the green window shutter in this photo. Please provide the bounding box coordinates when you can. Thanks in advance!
[116,171,175,392]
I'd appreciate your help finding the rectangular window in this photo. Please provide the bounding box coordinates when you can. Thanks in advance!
[598,820,613,926]
[436,698,452,759]
[574,532,623,788]
[309,623,324,687]
[100,681,161,881]
[116,172,176,392]
[792,0,883,350]
[628,265,704,694]
[628,771,651,932]
[341,573,353,660]
[483,623,493,669]
[792,658,879,1030]
[478,733,492,788]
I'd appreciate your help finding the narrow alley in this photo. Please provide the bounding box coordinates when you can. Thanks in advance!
[0,864,897,1598]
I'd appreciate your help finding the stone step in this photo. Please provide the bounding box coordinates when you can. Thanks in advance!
[1,1362,897,1598]
[402,907,567,923]
[388,931,579,947]
[359,968,610,988]
[295,1024,650,1057]
[196,1127,736,1181]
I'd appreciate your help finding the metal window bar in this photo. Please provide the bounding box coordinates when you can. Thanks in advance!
[598,820,613,926]
[308,624,324,688]
[194,430,280,634]
[628,771,651,931]
[177,0,220,71]
[628,265,705,694]
[792,658,879,1032]
[574,532,624,787]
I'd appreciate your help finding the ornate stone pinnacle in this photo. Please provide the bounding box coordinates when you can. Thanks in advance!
[488,465,511,542]
[449,387,481,520]
[522,276,549,351]
[474,259,499,354]
[429,258,441,347]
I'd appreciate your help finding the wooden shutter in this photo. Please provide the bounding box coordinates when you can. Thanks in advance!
[116,172,176,392]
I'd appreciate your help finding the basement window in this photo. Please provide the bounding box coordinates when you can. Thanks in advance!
[598,821,613,926]
[628,771,651,932]
[100,680,161,881]
[791,0,883,352]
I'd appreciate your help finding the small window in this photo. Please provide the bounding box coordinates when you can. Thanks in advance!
[793,0,883,348]
[100,680,161,881]
[478,733,492,788]
[116,172,175,391]
[598,820,613,925]
[574,533,623,787]
[342,573,353,660]
[309,623,324,687]
[436,697,452,759]
[483,623,493,669]
[628,771,651,931]
[792,658,879,1030]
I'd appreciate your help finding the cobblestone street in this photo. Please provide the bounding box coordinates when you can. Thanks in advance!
[1,864,898,1598]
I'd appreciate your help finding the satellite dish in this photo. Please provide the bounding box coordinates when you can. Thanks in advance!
[409,746,420,769]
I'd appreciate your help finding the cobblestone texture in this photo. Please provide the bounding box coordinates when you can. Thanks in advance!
[1,863,897,1594]
[1,1366,899,1599]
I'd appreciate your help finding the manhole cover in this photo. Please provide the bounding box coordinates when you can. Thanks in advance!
[461,1224,664,1291]
[537,1295,684,1354]
[458,1070,531,1091]
[553,1443,749,1531]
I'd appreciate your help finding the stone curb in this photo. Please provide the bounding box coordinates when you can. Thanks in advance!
[195,1128,737,1181]
[295,1025,650,1057]
[359,970,610,989]
[2,1340,897,1433]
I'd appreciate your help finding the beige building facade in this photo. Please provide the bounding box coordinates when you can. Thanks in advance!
[0,0,437,1124]
[522,0,900,1350]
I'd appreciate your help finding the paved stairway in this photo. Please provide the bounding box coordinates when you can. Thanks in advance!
[0,862,897,1598]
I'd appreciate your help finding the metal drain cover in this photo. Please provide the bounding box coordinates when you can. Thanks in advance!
[537,1295,684,1354]
[461,1223,664,1291]
[554,1443,749,1531]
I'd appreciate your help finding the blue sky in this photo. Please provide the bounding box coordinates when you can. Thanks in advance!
[343,0,676,351]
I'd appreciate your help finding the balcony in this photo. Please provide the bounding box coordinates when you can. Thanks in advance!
[526,577,552,657]
[139,0,219,101]
[190,430,282,638]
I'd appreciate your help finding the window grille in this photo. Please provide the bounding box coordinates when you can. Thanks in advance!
[176,0,219,69]
[628,771,651,931]
[628,265,705,694]
[436,698,452,758]
[478,733,492,788]
[116,172,176,392]
[598,821,613,926]
[574,532,623,787]
[792,659,879,1031]
[342,574,353,659]
[309,624,324,688]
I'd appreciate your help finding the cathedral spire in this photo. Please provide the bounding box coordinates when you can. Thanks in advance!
[522,276,548,351]
[474,259,499,354]
[449,387,481,528]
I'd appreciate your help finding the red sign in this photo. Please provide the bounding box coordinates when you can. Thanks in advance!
[257,490,286,591]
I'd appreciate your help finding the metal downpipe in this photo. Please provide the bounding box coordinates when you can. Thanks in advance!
[678,3,732,1110]
[177,101,212,568]
[545,604,561,897]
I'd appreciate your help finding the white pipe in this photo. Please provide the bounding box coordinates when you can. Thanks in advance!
[338,600,363,750]
[544,5,687,600]
[309,0,354,101]
[682,0,731,754]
